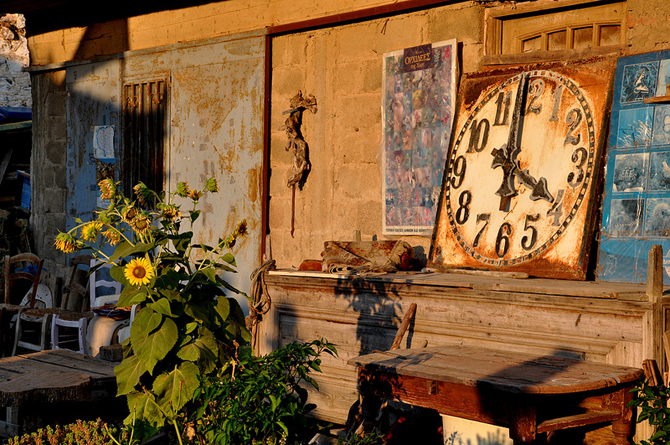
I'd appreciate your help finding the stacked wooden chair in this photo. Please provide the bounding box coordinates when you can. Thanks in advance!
[50,258,122,354]
[0,253,46,356]
[12,255,91,355]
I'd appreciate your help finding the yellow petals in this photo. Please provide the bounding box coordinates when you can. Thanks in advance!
[124,257,155,287]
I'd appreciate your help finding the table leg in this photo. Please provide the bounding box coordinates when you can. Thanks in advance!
[611,386,635,445]
[509,398,537,444]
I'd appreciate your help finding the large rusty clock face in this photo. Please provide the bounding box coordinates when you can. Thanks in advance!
[431,61,614,279]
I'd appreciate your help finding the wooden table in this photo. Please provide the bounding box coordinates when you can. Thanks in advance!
[349,345,644,445]
[0,349,117,436]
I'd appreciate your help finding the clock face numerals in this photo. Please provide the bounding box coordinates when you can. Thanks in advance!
[443,70,596,267]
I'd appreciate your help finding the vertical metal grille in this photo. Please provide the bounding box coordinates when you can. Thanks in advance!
[123,80,166,195]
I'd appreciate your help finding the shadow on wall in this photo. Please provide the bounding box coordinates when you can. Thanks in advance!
[334,275,403,356]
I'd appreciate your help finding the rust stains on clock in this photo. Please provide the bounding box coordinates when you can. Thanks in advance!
[429,58,616,280]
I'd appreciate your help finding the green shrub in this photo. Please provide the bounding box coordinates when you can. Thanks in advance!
[184,339,337,445]
[628,376,670,445]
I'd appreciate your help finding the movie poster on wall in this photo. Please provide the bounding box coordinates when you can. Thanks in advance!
[381,39,458,236]
[598,50,670,283]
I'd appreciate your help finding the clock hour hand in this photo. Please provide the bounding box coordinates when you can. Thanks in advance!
[491,143,519,198]
[515,169,553,202]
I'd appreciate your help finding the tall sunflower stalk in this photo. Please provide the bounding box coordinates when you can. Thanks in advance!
[53,178,250,444]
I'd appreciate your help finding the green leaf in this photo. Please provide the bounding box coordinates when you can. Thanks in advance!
[109,241,154,262]
[147,298,174,317]
[125,391,164,428]
[133,307,162,336]
[117,286,149,307]
[134,317,179,375]
[169,232,193,253]
[153,362,200,415]
[269,394,279,412]
[214,297,230,322]
[221,252,236,266]
[110,265,129,286]
[115,354,145,396]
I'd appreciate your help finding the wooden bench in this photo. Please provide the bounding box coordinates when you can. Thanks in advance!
[349,345,644,445]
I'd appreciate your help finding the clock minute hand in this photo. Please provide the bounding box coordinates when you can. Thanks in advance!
[491,73,528,205]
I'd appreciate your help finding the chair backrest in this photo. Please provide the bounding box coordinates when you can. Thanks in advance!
[18,283,53,309]
[89,259,122,309]
[4,253,44,307]
[61,254,92,311]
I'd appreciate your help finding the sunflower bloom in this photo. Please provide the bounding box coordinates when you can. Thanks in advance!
[123,206,138,223]
[54,232,79,254]
[124,257,155,287]
[102,229,122,246]
[80,221,103,242]
[98,179,116,201]
[133,182,151,206]
[206,177,219,193]
[176,181,190,198]
[161,205,180,222]
[188,189,202,201]
[236,219,248,237]
[130,214,151,234]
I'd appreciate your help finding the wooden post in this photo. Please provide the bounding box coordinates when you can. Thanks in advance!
[647,245,664,374]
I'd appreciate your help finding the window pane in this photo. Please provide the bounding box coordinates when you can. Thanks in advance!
[600,24,621,46]
[523,35,542,53]
[573,27,593,49]
[548,30,567,51]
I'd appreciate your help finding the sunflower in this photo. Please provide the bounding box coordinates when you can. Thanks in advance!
[102,229,122,246]
[124,257,155,286]
[133,182,151,206]
[130,214,151,234]
[54,232,79,254]
[123,206,138,223]
[206,177,219,193]
[98,178,116,201]
[176,181,190,198]
[80,221,103,242]
[188,189,202,201]
[161,205,180,222]
[236,219,248,237]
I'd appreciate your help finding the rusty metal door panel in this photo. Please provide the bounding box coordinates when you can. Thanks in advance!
[123,32,266,302]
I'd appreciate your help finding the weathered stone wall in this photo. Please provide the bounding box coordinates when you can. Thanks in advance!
[0,14,30,107]
[269,3,484,266]
[30,70,68,275]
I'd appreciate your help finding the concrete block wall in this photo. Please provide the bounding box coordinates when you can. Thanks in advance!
[268,3,485,268]
[30,70,69,274]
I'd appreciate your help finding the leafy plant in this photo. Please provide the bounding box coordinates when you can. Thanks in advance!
[185,339,337,445]
[55,178,250,443]
[628,377,670,445]
[8,419,133,445]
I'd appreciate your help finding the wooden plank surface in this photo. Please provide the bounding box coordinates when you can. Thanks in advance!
[349,345,643,394]
[17,349,116,378]
[0,349,116,407]
[269,270,652,299]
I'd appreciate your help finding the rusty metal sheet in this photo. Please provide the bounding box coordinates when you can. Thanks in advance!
[429,57,617,280]
[65,32,265,306]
